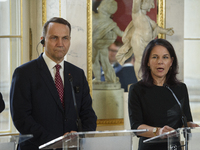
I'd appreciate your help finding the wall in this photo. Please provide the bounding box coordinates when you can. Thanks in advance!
[184,0,200,80]
[166,0,184,81]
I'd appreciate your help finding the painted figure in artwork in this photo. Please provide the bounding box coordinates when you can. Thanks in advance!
[92,0,123,83]
[116,0,174,79]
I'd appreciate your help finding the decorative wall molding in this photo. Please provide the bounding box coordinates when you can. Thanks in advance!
[158,0,165,39]
[42,0,46,26]
[87,0,93,96]
[21,0,23,64]
[97,119,124,126]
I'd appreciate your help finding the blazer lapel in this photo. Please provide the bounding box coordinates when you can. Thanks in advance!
[36,54,64,112]
[63,62,73,115]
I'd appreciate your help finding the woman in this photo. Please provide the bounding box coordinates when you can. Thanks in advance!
[128,39,199,150]
[0,92,5,113]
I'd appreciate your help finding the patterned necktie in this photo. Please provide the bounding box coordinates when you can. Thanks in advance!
[55,64,64,108]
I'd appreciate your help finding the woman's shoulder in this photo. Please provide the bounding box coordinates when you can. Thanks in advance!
[129,80,147,90]
[130,80,141,87]
[179,82,186,87]
[170,82,187,93]
[171,82,186,88]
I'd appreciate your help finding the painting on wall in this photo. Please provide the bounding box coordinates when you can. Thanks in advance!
[92,0,157,43]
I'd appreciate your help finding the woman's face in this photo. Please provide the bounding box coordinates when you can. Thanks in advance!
[148,45,174,83]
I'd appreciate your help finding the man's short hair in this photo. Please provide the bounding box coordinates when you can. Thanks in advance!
[124,54,135,63]
[42,17,71,38]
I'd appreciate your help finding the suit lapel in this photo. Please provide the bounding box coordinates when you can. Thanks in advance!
[36,54,64,112]
[63,62,73,115]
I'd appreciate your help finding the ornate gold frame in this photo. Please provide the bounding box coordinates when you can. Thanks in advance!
[87,0,165,126]
[87,0,93,96]
[157,0,166,39]
[87,0,165,88]
[20,0,23,64]
[97,119,124,126]
[42,0,47,26]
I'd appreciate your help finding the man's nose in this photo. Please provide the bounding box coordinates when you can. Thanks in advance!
[57,38,63,46]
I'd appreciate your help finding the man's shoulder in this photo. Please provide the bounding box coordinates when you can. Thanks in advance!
[14,56,44,75]
[64,61,87,82]
[17,59,38,70]
[64,61,84,72]
[64,61,80,69]
[116,66,133,74]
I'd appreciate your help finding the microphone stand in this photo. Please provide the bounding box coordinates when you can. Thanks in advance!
[166,85,189,150]
[68,74,82,132]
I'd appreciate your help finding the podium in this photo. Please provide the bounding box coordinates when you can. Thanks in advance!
[0,133,33,150]
[39,129,147,150]
[143,127,200,150]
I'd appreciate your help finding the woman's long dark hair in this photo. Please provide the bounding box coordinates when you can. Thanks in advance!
[139,39,180,86]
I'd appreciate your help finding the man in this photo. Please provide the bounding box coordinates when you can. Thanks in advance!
[101,41,122,81]
[116,54,137,92]
[108,41,122,73]
[10,17,97,150]
[0,92,5,113]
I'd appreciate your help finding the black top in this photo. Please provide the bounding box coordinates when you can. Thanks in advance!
[128,81,193,150]
[0,92,5,113]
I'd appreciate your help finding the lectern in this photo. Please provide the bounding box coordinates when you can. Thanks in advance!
[143,127,200,150]
[39,129,147,150]
[0,133,33,150]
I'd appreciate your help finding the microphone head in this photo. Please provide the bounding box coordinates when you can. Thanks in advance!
[163,83,168,88]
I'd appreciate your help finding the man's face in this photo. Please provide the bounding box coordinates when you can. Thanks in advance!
[108,43,120,64]
[44,22,71,63]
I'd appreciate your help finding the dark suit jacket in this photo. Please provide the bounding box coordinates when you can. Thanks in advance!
[116,66,137,92]
[0,92,5,113]
[10,54,97,150]
[101,62,122,81]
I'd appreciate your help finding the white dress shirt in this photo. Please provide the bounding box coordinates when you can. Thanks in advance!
[42,52,64,85]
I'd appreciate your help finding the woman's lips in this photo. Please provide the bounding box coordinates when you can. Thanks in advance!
[157,68,164,72]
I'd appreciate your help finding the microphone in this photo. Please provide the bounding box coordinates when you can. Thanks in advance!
[165,85,187,128]
[165,85,189,150]
[68,74,82,132]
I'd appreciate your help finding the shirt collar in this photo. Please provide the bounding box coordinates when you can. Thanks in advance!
[42,52,64,70]
[123,63,133,67]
